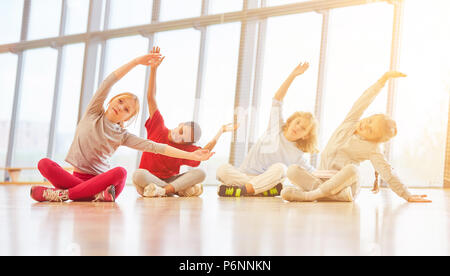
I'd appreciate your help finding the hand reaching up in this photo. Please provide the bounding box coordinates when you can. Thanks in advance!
[381,71,407,81]
[291,62,310,77]
[149,46,165,68]
[221,123,240,133]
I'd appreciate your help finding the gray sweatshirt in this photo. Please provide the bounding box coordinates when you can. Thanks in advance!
[65,73,166,175]
[319,78,412,200]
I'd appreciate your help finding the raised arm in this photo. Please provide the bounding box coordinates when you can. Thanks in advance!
[344,71,406,122]
[86,53,155,114]
[147,46,165,118]
[203,123,239,151]
[273,62,309,102]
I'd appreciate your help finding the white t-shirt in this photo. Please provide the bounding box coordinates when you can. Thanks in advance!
[239,99,314,175]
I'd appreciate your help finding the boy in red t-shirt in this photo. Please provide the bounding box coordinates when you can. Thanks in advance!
[132,47,238,197]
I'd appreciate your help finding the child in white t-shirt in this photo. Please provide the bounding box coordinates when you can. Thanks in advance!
[281,71,431,203]
[216,62,319,197]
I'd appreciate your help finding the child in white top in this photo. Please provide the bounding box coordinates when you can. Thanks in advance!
[281,71,431,203]
[216,62,319,197]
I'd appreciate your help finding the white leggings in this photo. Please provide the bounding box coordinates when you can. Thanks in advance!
[216,163,286,194]
[287,164,361,199]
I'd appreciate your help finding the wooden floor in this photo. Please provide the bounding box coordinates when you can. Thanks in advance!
[0,184,449,256]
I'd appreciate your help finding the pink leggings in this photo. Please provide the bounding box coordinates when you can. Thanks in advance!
[38,158,126,201]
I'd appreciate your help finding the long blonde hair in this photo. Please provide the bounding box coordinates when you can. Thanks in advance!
[107,92,140,128]
[282,111,319,154]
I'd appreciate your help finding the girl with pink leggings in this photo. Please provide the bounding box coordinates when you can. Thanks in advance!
[36,159,127,201]
[31,53,213,203]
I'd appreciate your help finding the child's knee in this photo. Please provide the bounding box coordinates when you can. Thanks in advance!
[112,167,127,179]
[287,164,303,180]
[37,158,52,171]
[216,163,232,179]
[132,169,149,186]
[342,164,359,179]
[190,169,206,182]
[270,163,287,178]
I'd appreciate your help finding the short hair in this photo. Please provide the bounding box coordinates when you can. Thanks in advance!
[371,114,397,143]
[182,121,202,144]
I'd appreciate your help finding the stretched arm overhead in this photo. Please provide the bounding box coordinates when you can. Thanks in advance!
[146,46,165,118]
[203,123,239,151]
[86,53,156,114]
[344,71,406,122]
[267,62,309,132]
[273,62,309,102]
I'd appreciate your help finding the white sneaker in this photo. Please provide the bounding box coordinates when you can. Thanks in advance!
[143,183,166,197]
[177,184,203,197]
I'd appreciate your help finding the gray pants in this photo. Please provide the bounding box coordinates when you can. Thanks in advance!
[132,169,206,194]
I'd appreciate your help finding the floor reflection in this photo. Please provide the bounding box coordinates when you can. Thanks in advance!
[0,185,448,255]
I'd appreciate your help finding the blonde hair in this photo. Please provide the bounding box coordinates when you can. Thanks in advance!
[371,114,398,143]
[282,111,319,154]
[107,92,140,128]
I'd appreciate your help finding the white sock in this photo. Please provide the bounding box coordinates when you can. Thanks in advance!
[144,183,166,197]
[304,189,326,201]
[154,185,166,196]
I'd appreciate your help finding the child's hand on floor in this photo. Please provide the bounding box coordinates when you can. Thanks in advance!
[407,194,432,203]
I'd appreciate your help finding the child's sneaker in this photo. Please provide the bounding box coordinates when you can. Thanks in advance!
[253,183,283,197]
[143,183,166,197]
[177,184,203,197]
[30,186,69,202]
[217,184,247,197]
[93,185,116,202]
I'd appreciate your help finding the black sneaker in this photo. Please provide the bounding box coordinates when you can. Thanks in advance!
[217,184,247,197]
[253,183,283,197]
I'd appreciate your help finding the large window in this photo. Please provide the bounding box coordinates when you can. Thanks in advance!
[321,3,393,186]
[0,0,23,44]
[108,0,153,29]
[27,0,62,40]
[209,0,243,14]
[65,0,90,35]
[196,23,241,185]
[390,0,450,187]
[159,0,202,21]
[0,0,448,188]
[13,48,58,181]
[267,0,311,7]
[257,12,322,141]
[0,54,18,180]
[53,43,85,165]
[154,29,200,128]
